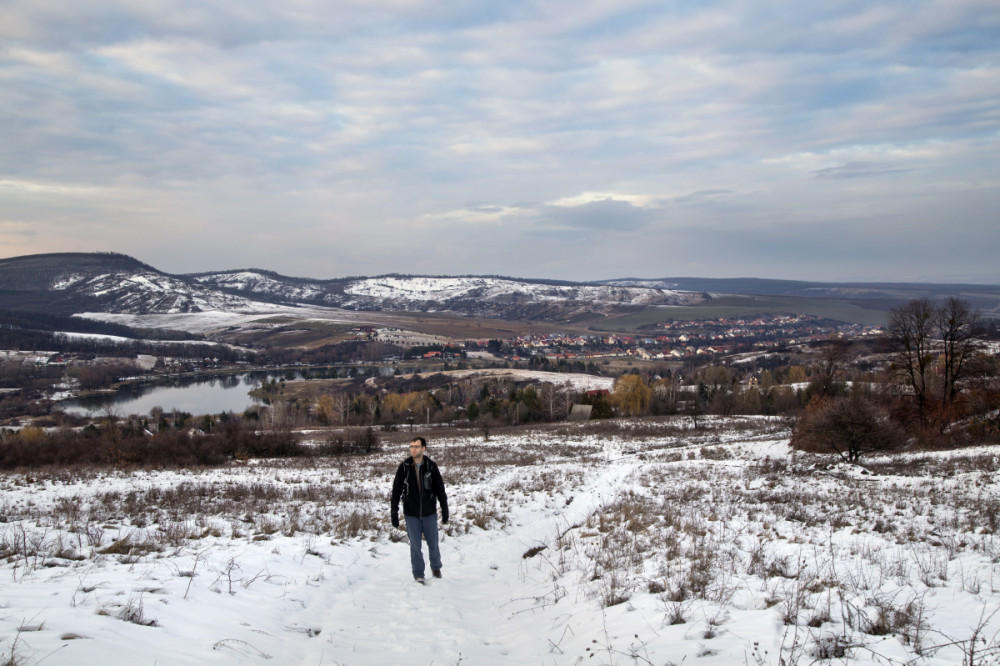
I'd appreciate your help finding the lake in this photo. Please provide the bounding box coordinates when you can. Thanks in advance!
[59,370,306,417]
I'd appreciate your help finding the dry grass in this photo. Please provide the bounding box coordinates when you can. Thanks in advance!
[3,416,1000,664]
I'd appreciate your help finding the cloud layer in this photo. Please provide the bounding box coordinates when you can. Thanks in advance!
[1,0,998,282]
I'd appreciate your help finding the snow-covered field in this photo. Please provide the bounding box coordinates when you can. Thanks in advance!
[77,306,362,335]
[3,418,1000,665]
[397,368,615,393]
[56,332,248,351]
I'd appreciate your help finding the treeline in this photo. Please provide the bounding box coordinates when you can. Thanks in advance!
[0,327,249,363]
[1,417,306,469]
[1,360,149,396]
[0,361,64,390]
[0,408,390,469]
[403,344,466,359]
[0,310,201,342]
[0,310,166,340]
[259,340,405,366]
[0,251,153,291]
[251,366,803,430]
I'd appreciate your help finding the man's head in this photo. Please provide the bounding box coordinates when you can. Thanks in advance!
[409,437,427,462]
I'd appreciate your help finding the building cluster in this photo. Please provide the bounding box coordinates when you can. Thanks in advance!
[0,349,228,372]
[490,314,883,362]
[0,350,61,366]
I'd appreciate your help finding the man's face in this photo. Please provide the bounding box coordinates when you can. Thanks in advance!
[409,441,425,461]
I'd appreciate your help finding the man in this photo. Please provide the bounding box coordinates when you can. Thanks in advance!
[390,436,449,583]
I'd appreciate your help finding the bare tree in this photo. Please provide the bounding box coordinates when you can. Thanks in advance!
[652,373,682,414]
[888,298,937,427]
[554,384,575,419]
[537,383,557,420]
[811,339,851,398]
[332,392,350,425]
[936,297,980,406]
[889,297,981,429]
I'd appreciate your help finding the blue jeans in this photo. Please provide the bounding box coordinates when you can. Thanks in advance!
[404,513,442,578]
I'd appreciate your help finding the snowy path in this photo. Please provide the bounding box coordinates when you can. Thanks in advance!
[301,457,642,665]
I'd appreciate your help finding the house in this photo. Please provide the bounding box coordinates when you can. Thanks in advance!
[136,354,157,371]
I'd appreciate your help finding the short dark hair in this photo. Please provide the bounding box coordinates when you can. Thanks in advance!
[411,436,427,448]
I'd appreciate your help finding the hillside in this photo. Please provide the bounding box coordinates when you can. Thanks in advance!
[604,277,1000,314]
[3,419,999,665]
[0,253,706,320]
[0,253,997,328]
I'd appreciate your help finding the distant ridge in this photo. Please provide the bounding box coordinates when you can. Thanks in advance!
[0,252,998,321]
[600,276,1000,298]
[0,252,157,290]
[0,252,705,319]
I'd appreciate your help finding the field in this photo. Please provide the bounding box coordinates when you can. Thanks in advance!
[595,296,892,330]
[2,418,1000,665]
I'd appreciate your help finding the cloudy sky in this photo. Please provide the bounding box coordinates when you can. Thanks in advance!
[1,1,998,283]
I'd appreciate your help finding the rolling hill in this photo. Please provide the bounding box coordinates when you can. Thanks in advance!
[1,253,998,329]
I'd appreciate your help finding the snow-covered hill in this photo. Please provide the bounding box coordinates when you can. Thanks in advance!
[193,271,706,315]
[339,276,703,314]
[193,271,708,319]
[52,269,268,314]
[5,252,1000,321]
[1,253,705,319]
[192,270,329,303]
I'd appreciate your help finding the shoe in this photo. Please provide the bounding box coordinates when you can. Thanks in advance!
[432,569,442,579]
[414,576,425,584]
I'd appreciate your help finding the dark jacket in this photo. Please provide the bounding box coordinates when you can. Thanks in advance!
[391,456,448,524]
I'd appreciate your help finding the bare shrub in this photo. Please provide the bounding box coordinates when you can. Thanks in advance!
[333,508,379,539]
[595,565,632,607]
[315,427,381,456]
[156,520,200,547]
[792,394,907,462]
[811,633,850,660]
[466,503,506,530]
[1,630,24,666]
[99,532,160,558]
[115,594,157,626]
[0,420,305,470]
[3,522,53,578]
[664,600,691,625]
[864,592,926,643]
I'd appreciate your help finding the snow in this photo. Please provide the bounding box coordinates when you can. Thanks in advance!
[64,271,287,315]
[75,305,342,335]
[50,265,708,322]
[50,275,85,290]
[3,420,1000,665]
[409,368,615,392]
[344,277,695,307]
[57,332,135,344]
[56,331,247,350]
[194,272,326,301]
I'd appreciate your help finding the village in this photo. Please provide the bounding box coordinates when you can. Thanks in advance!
[436,313,885,363]
[1,312,881,375]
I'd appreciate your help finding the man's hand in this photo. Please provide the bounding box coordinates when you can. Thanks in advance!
[391,516,399,528]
